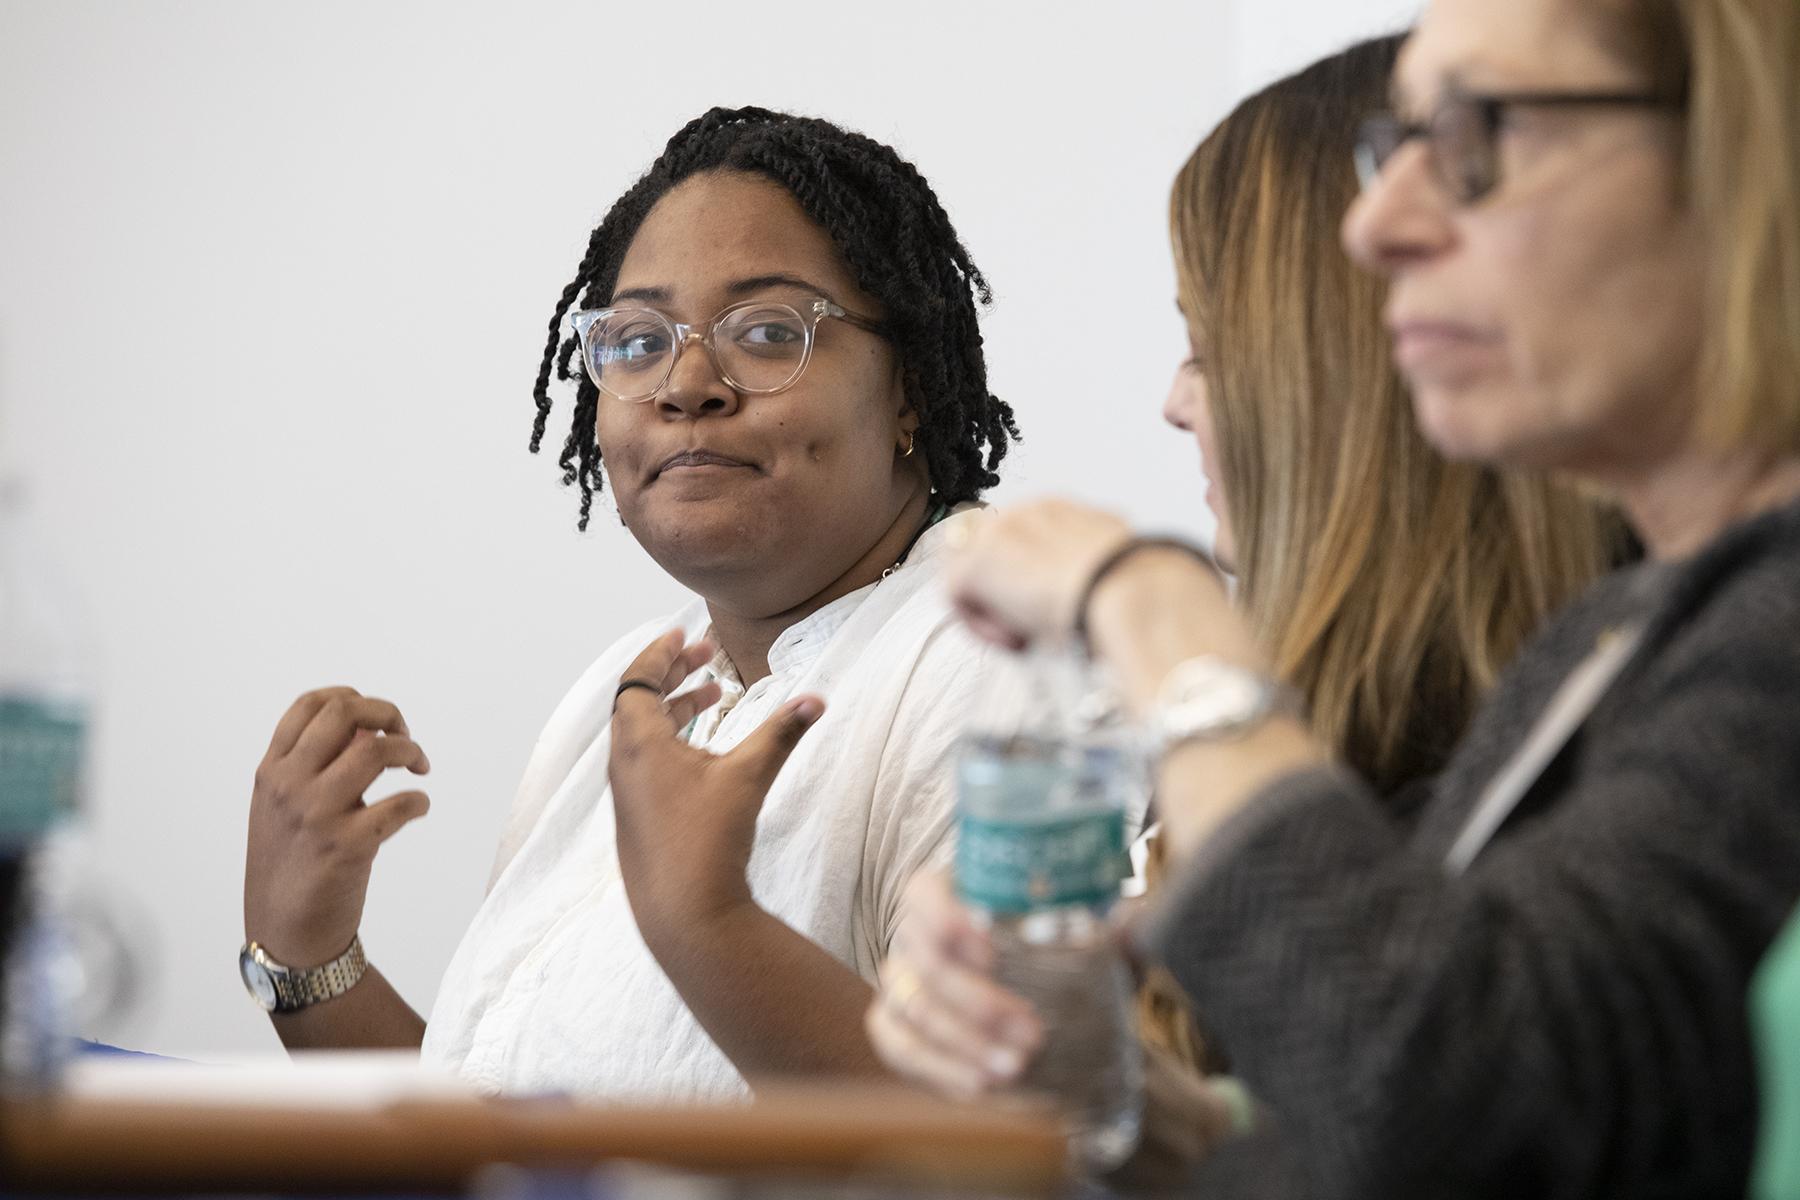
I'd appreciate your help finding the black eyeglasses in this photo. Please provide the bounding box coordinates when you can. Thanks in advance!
[1355,88,1684,205]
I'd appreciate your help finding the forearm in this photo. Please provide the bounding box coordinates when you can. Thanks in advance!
[1143,764,1775,1200]
[1085,550,1327,860]
[1143,784,1517,1197]
[644,902,888,1083]
[269,965,425,1051]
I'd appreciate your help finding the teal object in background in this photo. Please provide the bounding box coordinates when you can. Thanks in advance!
[0,696,86,845]
[1753,907,1800,1200]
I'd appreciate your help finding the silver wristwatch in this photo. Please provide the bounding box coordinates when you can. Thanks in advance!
[238,935,368,1014]
[1145,656,1298,756]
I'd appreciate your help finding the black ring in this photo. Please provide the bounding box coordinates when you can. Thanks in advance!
[613,678,665,712]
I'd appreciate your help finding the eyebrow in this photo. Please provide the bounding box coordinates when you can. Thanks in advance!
[726,272,834,299]
[609,273,836,306]
[1394,61,1559,114]
[610,284,672,304]
[1391,67,1451,116]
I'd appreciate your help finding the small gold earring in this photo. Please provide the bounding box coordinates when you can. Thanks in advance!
[901,432,916,459]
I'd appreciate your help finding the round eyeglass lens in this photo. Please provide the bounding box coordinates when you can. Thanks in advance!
[1436,102,1496,203]
[715,304,810,393]
[1355,115,1403,189]
[590,310,677,400]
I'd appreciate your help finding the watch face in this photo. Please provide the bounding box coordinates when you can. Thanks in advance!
[1191,672,1265,724]
[1155,657,1274,744]
[239,949,279,1011]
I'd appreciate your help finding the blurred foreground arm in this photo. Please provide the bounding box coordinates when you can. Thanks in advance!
[942,500,1328,856]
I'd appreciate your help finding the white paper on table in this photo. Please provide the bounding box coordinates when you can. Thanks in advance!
[62,1049,478,1110]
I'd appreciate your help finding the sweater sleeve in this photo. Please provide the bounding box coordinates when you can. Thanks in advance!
[1141,589,1800,1200]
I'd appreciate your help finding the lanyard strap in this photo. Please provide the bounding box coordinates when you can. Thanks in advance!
[1445,621,1648,874]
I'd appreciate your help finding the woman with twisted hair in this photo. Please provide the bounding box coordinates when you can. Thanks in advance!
[238,107,1023,1098]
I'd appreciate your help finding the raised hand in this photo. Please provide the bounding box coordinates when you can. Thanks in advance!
[607,631,822,946]
[243,687,431,967]
[942,500,1134,649]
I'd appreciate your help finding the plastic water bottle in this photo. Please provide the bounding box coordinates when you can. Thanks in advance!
[0,476,97,1089]
[954,648,1145,1171]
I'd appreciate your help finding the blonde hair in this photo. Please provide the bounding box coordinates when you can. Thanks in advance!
[1171,37,1629,794]
[1618,0,1800,454]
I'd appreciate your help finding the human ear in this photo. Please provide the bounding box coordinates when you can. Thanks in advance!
[895,399,921,459]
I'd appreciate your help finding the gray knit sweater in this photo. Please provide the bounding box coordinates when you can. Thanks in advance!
[1145,497,1800,1199]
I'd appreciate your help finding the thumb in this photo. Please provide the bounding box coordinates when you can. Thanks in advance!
[357,789,431,845]
[726,695,825,794]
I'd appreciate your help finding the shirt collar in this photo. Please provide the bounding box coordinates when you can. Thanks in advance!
[702,579,877,692]
[767,583,872,676]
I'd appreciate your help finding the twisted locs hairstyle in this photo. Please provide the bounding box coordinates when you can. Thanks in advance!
[529,106,1021,530]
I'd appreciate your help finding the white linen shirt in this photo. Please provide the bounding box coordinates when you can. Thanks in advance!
[420,509,994,1100]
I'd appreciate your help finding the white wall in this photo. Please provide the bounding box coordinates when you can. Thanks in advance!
[0,0,1411,1058]
[1228,0,1421,94]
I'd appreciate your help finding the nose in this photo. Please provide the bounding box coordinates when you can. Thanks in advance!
[1163,366,1197,433]
[1342,141,1455,277]
[656,332,740,419]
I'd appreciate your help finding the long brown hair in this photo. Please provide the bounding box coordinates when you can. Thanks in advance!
[1608,0,1800,456]
[1140,35,1630,1069]
[1171,35,1628,795]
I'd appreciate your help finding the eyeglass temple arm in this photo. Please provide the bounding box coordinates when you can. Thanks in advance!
[1470,89,1684,110]
[816,298,890,338]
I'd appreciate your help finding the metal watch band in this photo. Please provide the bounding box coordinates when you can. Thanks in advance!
[266,935,368,1013]
[1147,655,1302,755]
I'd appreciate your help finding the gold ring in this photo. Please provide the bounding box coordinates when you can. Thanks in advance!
[885,967,925,1020]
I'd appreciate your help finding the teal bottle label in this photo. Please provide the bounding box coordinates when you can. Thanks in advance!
[956,808,1127,914]
[0,695,86,845]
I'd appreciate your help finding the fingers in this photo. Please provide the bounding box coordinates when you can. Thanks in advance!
[614,631,717,733]
[891,902,1042,1056]
[866,996,991,1099]
[658,637,716,694]
[316,730,431,807]
[910,949,1041,1050]
[724,695,825,794]
[662,680,723,730]
[952,600,1031,652]
[617,629,700,699]
[287,694,411,775]
[245,692,430,972]
[870,871,1044,1095]
[647,637,719,729]
[267,686,368,760]
[613,635,684,753]
[942,500,1135,645]
[352,789,431,845]
[883,953,1039,1085]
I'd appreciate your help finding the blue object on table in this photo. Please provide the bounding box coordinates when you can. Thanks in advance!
[76,1038,181,1062]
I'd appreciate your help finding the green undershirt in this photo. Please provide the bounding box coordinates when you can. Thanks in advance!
[1753,905,1800,1199]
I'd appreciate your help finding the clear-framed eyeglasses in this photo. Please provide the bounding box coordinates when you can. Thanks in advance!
[1354,87,1683,206]
[570,296,889,403]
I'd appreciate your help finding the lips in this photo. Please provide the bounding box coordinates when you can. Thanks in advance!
[1387,311,1502,376]
[653,449,756,478]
